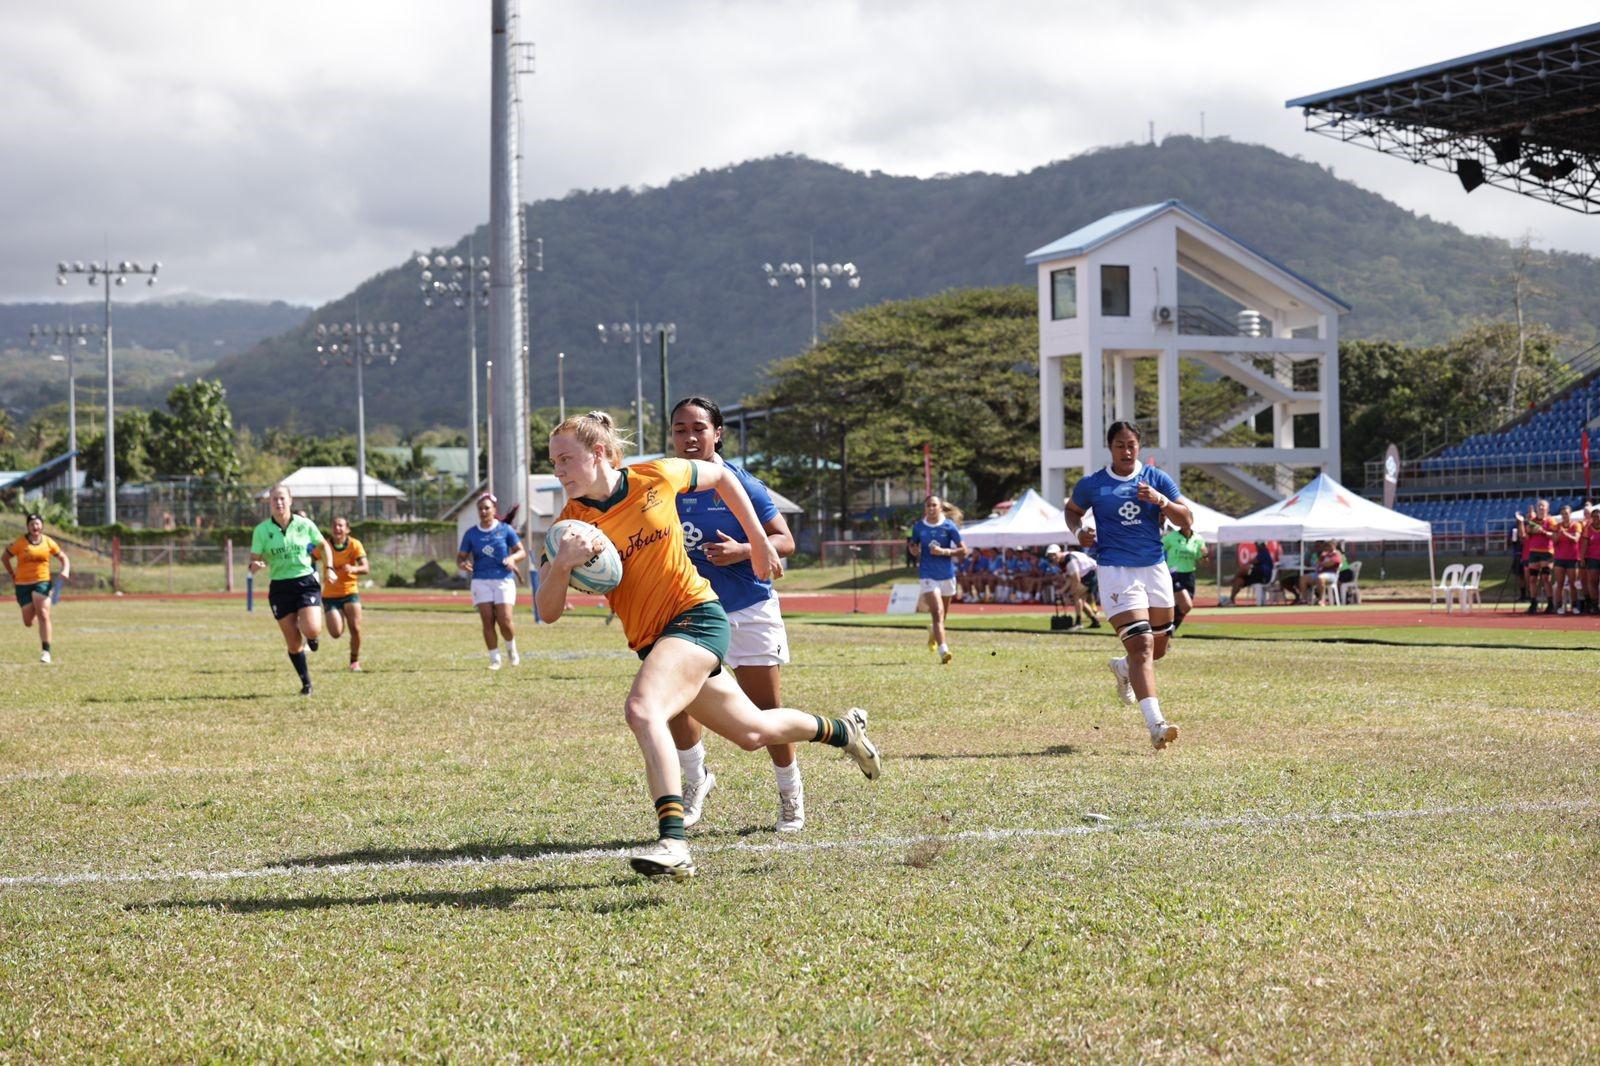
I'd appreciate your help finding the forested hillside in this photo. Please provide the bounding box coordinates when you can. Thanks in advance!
[210,137,1600,432]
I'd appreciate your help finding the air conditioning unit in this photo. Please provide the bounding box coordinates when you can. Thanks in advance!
[1153,305,1175,325]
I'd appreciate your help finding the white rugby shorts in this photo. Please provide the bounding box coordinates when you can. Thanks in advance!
[724,595,790,668]
[919,577,958,598]
[1097,562,1174,615]
[471,576,518,606]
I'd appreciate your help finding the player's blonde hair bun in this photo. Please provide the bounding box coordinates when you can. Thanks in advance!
[551,410,632,467]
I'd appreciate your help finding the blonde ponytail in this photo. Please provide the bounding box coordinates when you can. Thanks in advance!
[551,410,632,467]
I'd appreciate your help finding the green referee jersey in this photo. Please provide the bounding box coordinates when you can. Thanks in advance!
[251,515,324,581]
[1161,529,1206,574]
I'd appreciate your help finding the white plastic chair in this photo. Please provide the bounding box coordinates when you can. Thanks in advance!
[1341,560,1363,604]
[1430,563,1464,612]
[1451,563,1483,613]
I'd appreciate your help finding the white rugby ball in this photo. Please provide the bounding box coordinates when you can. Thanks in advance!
[542,519,622,594]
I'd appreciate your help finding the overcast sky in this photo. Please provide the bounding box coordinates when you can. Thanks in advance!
[3,1,1595,306]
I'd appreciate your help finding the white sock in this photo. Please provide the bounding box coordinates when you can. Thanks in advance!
[488,648,501,661]
[937,643,949,655]
[506,639,519,657]
[677,741,706,785]
[773,760,801,794]
[1138,696,1164,731]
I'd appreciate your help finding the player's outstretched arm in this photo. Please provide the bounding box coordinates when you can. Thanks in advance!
[693,460,780,580]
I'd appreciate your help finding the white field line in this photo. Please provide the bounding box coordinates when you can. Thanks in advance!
[1,797,1593,891]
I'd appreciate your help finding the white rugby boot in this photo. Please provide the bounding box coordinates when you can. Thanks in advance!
[1149,720,1180,750]
[628,837,696,879]
[1108,657,1136,706]
[681,771,717,829]
[776,788,806,833]
[841,708,881,781]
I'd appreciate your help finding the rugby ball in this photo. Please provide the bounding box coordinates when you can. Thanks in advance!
[542,519,622,594]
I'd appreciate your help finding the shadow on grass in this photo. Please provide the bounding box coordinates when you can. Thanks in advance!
[81,693,271,703]
[125,876,642,914]
[277,837,649,869]
[899,744,1081,761]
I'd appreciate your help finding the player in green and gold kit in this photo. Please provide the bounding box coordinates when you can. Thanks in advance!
[250,484,325,695]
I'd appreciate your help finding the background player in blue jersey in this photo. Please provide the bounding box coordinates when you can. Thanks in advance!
[457,493,528,670]
[1065,421,1193,749]
[908,494,967,664]
[663,397,808,832]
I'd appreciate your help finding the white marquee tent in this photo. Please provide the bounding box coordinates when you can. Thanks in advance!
[1179,498,1234,542]
[1216,472,1435,589]
[960,488,1079,548]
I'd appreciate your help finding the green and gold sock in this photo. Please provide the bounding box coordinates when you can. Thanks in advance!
[655,794,686,840]
[810,715,850,748]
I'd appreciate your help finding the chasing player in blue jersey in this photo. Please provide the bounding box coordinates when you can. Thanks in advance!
[908,494,967,664]
[663,397,808,833]
[457,493,528,670]
[1065,421,1192,749]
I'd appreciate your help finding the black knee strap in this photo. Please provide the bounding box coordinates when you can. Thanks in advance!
[1116,620,1153,643]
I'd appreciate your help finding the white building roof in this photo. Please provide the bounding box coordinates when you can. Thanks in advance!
[259,466,407,500]
[1024,199,1351,311]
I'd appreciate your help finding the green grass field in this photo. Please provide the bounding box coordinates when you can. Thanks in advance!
[1,600,1596,1060]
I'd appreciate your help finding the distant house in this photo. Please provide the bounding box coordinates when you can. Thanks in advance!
[259,466,406,520]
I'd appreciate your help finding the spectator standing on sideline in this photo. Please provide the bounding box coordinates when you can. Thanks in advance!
[1517,500,1556,614]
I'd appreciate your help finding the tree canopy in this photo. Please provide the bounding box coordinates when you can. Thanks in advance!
[756,287,1039,513]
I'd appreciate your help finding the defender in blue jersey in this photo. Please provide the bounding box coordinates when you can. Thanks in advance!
[661,397,808,833]
[457,493,528,670]
[1065,421,1193,749]
[908,495,967,664]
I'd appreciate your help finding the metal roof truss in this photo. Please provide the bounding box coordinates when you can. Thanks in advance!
[1294,31,1600,212]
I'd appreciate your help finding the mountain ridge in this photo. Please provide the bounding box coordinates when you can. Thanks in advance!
[204,137,1600,432]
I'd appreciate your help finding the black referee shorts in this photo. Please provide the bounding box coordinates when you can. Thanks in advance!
[268,574,322,620]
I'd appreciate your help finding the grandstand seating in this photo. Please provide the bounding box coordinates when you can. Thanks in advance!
[1387,364,1599,537]
[1415,370,1600,474]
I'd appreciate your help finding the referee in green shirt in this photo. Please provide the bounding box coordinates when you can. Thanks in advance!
[249,484,326,695]
[1161,524,1209,633]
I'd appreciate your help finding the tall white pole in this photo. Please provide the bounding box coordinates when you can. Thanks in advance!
[489,0,528,524]
[355,333,368,519]
[103,272,115,526]
[633,303,644,454]
[64,330,79,525]
[468,235,481,489]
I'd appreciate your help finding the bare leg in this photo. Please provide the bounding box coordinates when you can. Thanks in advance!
[325,607,346,639]
[477,602,499,650]
[20,603,35,629]
[494,602,516,642]
[734,664,795,768]
[929,592,949,647]
[296,604,323,642]
[345,603,363,663]
[624,639,725,801]
[33,597,51,647]
[276,614,305,653]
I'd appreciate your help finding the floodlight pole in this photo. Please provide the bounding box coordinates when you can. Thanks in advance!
[28,323,96,524]
[315,320,400,519]
[417,243,490,488]
[658,330,671,454]
[760,246,862,348]
[55,259,159,525]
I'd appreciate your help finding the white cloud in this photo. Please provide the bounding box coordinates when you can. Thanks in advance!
[2,0,1595,305]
